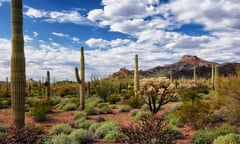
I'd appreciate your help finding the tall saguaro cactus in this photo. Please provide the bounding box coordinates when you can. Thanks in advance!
[75,47,85,110]
[134,54,140,97]
[45,71,50,99]
[11,0,26,127]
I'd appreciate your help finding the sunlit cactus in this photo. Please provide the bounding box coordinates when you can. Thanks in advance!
[11,0,26,127]
[75,46,85,110]
[134,54,140,97]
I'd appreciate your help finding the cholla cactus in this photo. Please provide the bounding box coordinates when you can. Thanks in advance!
[140,77,176,114]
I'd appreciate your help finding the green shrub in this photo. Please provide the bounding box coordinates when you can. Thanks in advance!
[125,96,144,108]
[98,103,112,114]
[164,112,183,128]
[103,130,121,142]
[191,129,215,144]
[107,94,121,104]
[63,102,77,111]
[50,123,72,135]
[134,111,151,122]
[95,122,119,138]
[215,124,237,137]
[84,106,99,115]
[171,127,184,139]
[44,133,71,144]
[30,99,51,121]
[74,112,87,120]
[50,96,61,106]
[89,123,99,133]
[141,103,150,111]
[68,129,94,144]
[117,105,131,112]
[213,133,240,144]
[129,109,139,116]
[74,118,94,129]
[0,125,8,141]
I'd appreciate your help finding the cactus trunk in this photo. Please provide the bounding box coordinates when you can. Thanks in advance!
[46,70,50,99]
[75,47,85,110]
[11,0,26,127]
[193,65,196,83]
[134,54,140,97]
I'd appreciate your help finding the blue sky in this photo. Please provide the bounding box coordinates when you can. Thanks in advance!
[0,0,239,81]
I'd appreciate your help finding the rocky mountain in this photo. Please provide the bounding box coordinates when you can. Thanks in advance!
[111,55,240,79]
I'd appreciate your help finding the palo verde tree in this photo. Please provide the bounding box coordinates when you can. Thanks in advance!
[11,0,26,127]
[75,46,85,110]
[140,77,176,114]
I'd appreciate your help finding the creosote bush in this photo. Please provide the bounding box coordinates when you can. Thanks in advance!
[30,99,51,121]
[50,123,72,135]
[213,133,240,144]
[69,129,94,144]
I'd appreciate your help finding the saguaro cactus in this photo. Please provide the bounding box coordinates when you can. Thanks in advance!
[169,67,173,83]
[6,77,9,95]
[11,0,26,127]
[134,54,140,97]
[75,46,85,110]
[45,71,50,99]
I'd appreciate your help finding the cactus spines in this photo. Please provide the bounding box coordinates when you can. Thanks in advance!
[134,54,140,97]
[11,0,26,127]
[45,70,50,99]
[75,46,85,110]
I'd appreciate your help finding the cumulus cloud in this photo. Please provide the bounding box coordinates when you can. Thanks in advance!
[24,6,94,26]
[0,0,10,7]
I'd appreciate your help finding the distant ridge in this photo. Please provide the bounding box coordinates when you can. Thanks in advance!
[111,55,240,79]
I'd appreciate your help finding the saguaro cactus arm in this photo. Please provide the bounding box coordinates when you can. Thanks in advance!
[75,67,81,84]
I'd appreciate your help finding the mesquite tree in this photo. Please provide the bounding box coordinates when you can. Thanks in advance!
[140,77,176,114]
[11,0,26,127]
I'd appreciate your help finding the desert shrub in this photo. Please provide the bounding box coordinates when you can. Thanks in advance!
[1,99,11,108]
[1,125,45,144]
[134,111,151,122]
[74,118,94,129]
[103,130,121,143]
[68,129,94,144]
[171,127,184,139]
[63,102,77,111]
[97,103,112,114]
[50,123,72,135]
[95,121,119,138]
[120,114,175,144]
[0,125,8,141]
[164,112,183,128]
[215,69,240,124]
[117,105,131,112]
[74,111,87,120]
[215,124,237,137]
[125,96,144,108]
[191,129,215,144]
[129,109,139,116]
[84,106,99,115]
[50,96,61,106]
[107,94,121,104]
[213,133,240,144]
[44,133,71,144]
[30,99,51,121]
[141,103,150,111]
[89,123,99,133]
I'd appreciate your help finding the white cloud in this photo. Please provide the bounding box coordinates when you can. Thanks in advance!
[24,6,94,26]
[33,31,39,37]
[24,6,48,18]
[52,32,69,38]
[0,0,10,7]
[24,35,33,42]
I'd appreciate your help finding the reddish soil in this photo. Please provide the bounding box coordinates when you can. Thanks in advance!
[0,103,194,144]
